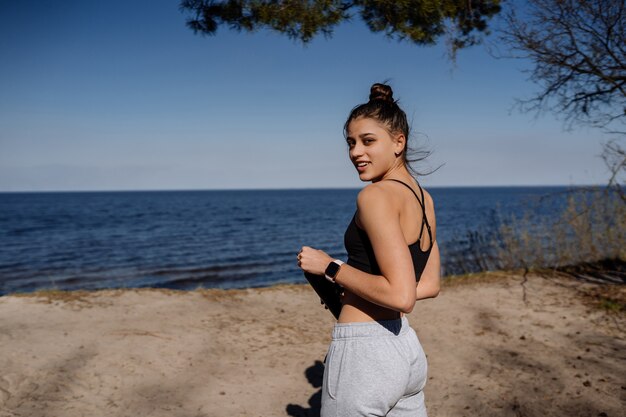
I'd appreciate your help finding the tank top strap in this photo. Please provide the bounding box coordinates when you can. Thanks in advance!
[415,182,433,249]
[384,179,433,249]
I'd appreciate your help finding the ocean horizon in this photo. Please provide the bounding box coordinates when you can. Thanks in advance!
[0,185,601,295]
[0,183,605,193]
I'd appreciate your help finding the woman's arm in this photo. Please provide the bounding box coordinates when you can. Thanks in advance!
[299,184,417,314]
[416,240,441,300]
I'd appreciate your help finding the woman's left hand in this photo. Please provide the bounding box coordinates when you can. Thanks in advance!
[297,246,333,276]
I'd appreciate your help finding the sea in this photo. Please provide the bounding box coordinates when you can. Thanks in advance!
[0,186,582,295]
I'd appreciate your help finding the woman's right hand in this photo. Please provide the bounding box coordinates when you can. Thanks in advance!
[297,246,333,276]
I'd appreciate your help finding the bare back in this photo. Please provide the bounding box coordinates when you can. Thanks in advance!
[339,177,437,322]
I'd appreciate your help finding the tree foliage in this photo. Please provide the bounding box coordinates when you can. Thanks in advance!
[180,0,502,51]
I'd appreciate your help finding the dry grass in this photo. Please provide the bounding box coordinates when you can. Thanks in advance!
[495,188,625,271]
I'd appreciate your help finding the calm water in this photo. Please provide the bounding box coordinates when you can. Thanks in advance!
[0,186,576,295]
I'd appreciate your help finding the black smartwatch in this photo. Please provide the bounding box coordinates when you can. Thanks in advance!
[324,260,344,283]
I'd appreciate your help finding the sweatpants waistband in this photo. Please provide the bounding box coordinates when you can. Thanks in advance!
[332,316,410,340]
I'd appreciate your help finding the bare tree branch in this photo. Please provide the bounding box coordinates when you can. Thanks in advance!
[496,0,625,194]
[498,0,626,131]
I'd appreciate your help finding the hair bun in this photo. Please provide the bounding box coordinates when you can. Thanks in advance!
[368,83,394,104]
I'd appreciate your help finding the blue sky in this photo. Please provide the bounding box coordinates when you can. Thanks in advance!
[0,1,611,191]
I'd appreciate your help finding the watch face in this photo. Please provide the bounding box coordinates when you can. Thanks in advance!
[325,261,341,278]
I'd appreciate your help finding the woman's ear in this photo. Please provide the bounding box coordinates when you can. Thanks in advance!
[394,133,406,156]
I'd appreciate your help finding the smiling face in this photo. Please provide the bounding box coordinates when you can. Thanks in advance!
[345,117,406,182]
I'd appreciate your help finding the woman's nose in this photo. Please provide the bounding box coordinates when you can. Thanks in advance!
[350,143,364,158]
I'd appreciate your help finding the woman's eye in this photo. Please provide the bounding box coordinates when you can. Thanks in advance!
[364,139,374,144]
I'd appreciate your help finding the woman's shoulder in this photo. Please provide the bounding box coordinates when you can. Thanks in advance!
[356,182,396,206]
[357,180,436,209]
[355,183,397,217]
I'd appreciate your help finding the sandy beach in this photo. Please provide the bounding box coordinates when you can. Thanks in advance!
[0,272,624,417]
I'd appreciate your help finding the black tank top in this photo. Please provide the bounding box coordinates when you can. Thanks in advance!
[343,179,433,281]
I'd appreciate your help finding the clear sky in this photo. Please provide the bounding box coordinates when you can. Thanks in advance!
[0,1,611,191]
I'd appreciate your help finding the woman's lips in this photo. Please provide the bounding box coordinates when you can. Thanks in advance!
[355,162,369,172]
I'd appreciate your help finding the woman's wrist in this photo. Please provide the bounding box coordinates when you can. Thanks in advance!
[324,259,344,283]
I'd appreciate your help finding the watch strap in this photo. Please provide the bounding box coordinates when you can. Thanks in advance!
[324,260,344,283]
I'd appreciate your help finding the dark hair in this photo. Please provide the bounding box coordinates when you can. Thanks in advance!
[344,83,431,177]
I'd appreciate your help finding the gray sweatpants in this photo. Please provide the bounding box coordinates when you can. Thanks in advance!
[321,316,428,417]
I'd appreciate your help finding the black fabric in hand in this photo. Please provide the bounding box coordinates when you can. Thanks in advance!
[304,272,343,319]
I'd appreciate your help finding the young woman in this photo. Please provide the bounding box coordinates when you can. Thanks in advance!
[297,83,441,417]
